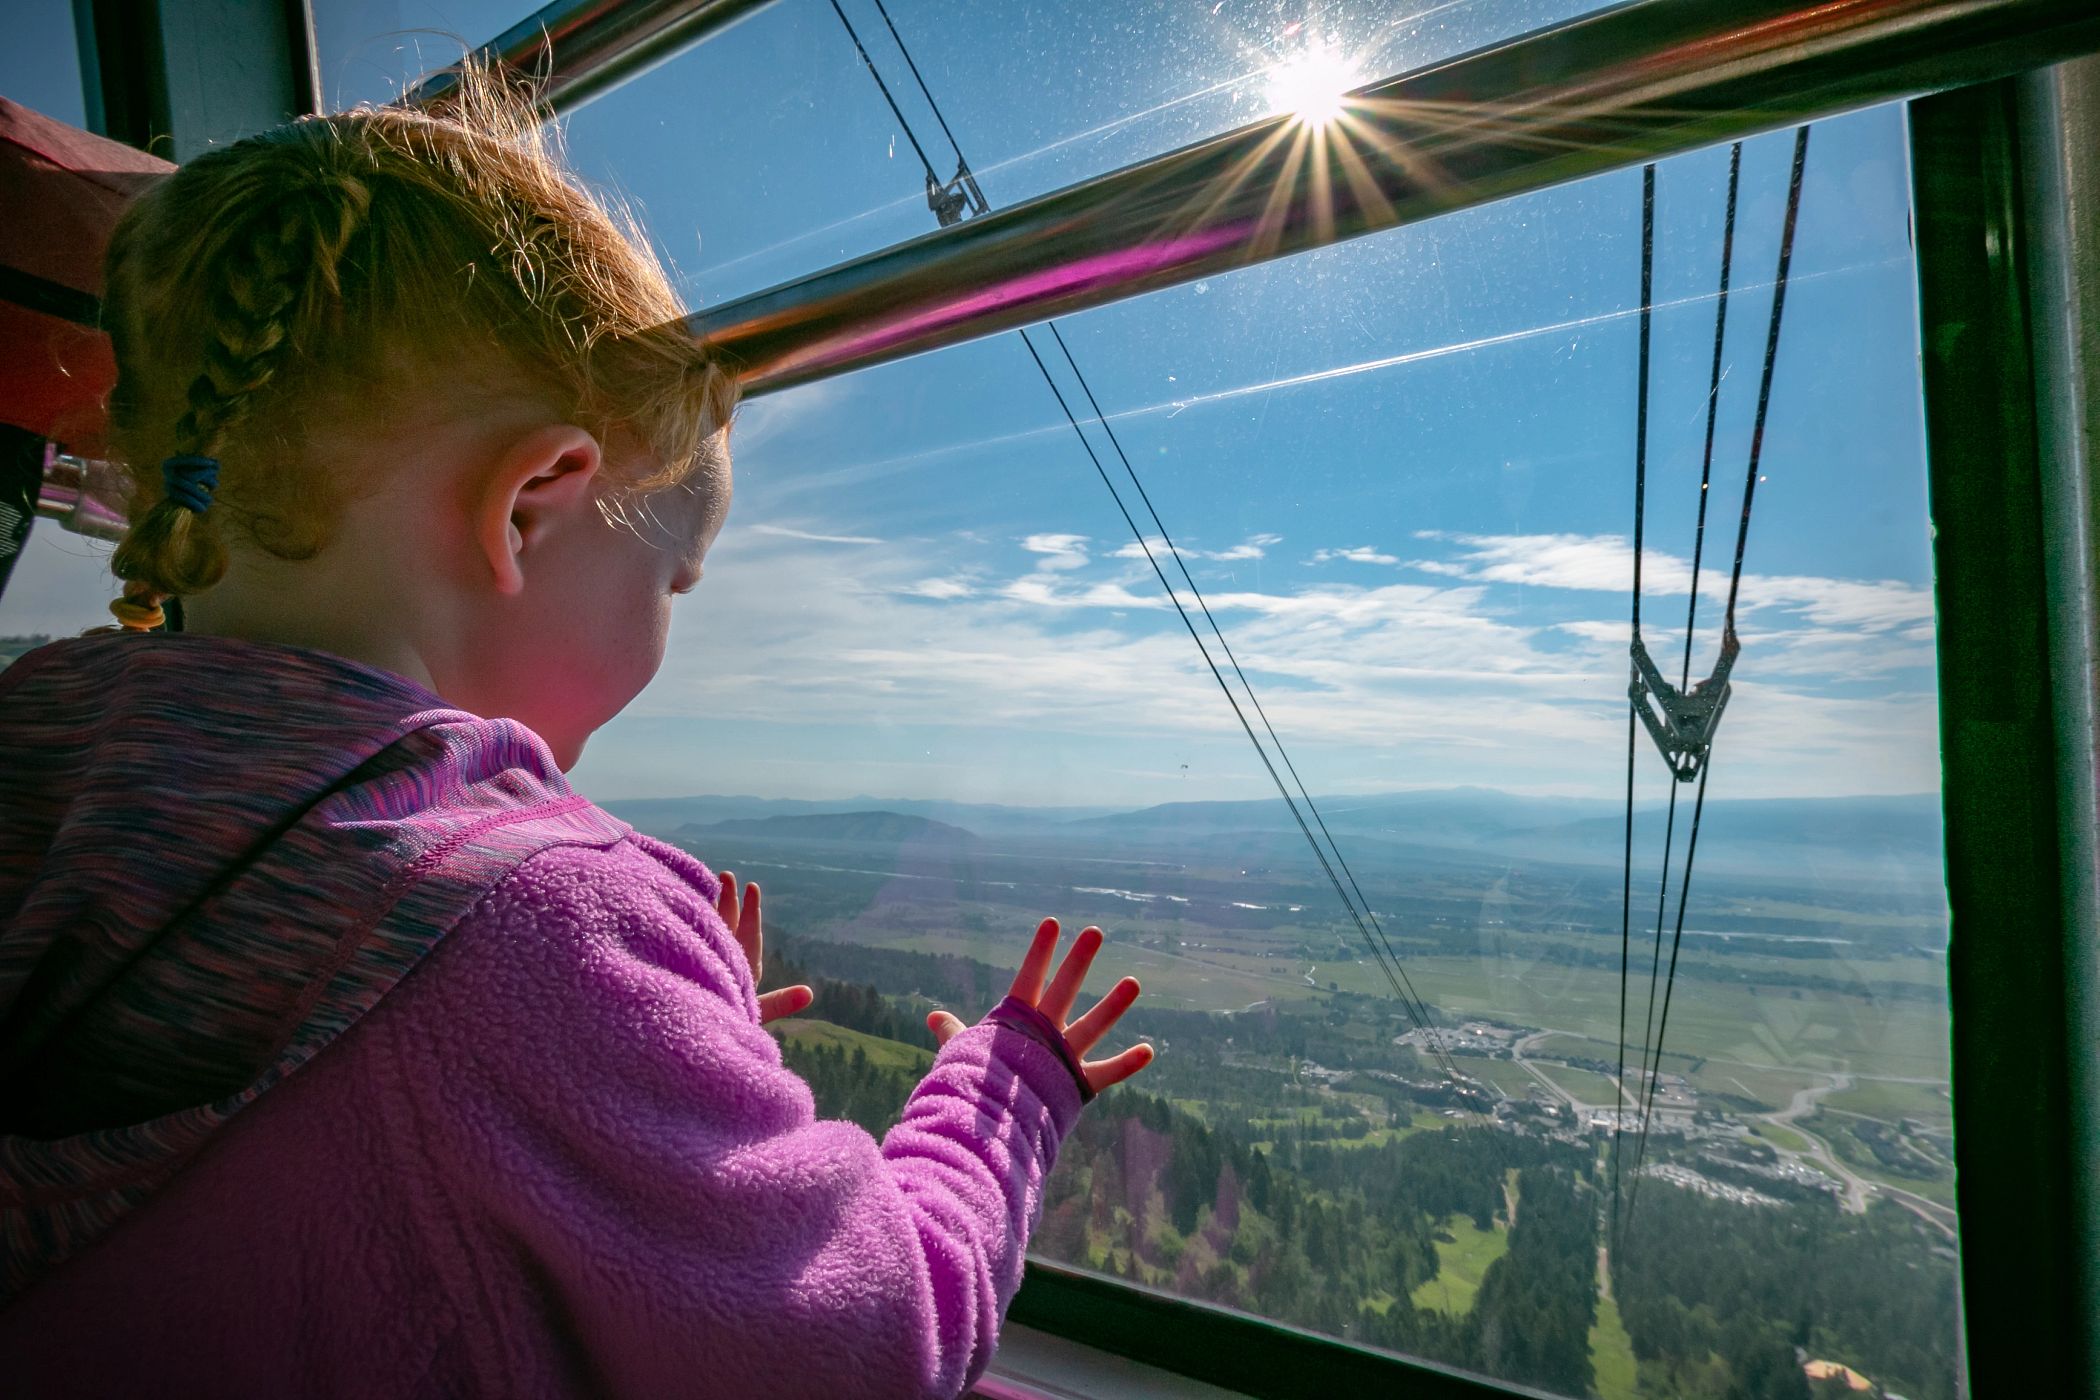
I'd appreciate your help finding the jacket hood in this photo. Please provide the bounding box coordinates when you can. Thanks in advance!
[0,632,627,1299]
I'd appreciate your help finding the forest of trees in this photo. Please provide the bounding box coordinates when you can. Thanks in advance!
[1614,1184,1958,1400]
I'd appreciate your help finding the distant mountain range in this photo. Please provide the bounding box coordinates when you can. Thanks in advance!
[603,787,1943,881]
[603,794,1119,835]
[680,811,978,845]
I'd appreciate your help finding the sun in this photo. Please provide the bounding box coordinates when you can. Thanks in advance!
[1265,46,1358,126]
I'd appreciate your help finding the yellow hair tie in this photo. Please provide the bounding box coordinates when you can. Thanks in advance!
[109,594,166,632]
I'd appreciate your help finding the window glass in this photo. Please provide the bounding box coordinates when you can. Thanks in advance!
[0,0,101,658]
[0,6,1963,1396]
[2,0,87,125]
[580,100,1961,1400]
[312,0,532,110]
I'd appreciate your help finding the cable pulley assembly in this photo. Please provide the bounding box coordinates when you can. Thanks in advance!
[1629,627,1738,782]
[926,160,987,227]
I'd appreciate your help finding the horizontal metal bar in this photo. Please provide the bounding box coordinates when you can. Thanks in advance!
[1008,1259,1562,1400]
[36,450,128,542]
[692,0,2100,398]
[404,0,777,115]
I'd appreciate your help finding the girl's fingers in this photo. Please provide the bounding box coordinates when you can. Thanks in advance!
[1083,1042,1157,1095]
[756,984,812,1025]
[1063,976,1141,1056]
[1038,926,1104,1026]
[927,1010,968,1046]
[739,880,763,975]
[716,872,738,929]
[1008,918,1061,1005]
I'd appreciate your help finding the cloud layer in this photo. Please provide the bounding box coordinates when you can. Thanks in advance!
[603,518,1941,803]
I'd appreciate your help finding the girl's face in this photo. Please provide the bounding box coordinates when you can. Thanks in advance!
[478,439,732,770]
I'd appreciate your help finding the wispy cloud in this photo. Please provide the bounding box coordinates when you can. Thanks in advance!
[1021,533,1092,572]
[1001,576,1163,610]
[1110,532,1282,562]
[898,577,975,600]
[1414,531,1934,632]
[746,523,884,546]
[1311,546,1399,565]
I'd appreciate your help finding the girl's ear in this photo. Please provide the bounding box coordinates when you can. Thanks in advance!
[475,423,604,596]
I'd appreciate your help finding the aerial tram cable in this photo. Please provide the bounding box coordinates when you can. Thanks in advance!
[1624,142,1743,1212]
[822,0,1466,1083]
[1617,127,1812,1229]
[1612,139,1747,1250]
[1042,317,1462,1079]
[1613,143,1741,1244]
[823,0,942,191]
[1016,330,1457,1081]
[862,1,1463,1084]
[867,0,987,224]
[1610,161,1659,1248]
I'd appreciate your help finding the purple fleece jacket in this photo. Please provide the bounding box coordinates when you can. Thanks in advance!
[0,635,1084,1398]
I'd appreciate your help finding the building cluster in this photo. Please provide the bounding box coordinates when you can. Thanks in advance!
[1394,1021,1523,1057]
[1640,1161,1786,1209]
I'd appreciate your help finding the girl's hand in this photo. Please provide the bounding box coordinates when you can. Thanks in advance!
[717,872,814,1025]
[928,918,1155,1095]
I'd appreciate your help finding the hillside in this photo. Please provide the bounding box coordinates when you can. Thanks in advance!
[1067,789,1941,878]
[769,1018,934,1074]
[611,787,1943,882]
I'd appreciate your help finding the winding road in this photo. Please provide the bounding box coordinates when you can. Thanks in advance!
[1764,1074,1872,1213]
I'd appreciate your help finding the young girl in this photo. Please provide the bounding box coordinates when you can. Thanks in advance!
[0,77,1152,1397]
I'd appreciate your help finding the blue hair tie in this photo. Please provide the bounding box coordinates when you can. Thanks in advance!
[161,455,220,514]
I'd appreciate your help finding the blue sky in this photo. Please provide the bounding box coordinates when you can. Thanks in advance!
[2,0,1939,809]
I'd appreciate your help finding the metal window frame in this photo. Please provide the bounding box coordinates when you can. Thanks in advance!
[72,0,320,157]
[689,0,2100,399]
[402,0,777,115]
[2016,55,2100,1397]
[1908,64,2100,1398]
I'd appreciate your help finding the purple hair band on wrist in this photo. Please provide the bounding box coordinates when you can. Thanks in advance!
[161,455,220,514]
[983,995,1095,1103]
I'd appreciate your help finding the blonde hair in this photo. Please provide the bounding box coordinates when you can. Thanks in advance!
[100,71,737,631]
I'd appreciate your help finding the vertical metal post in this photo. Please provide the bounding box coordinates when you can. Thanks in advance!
[73,0,317,159]
[1910,80,2081,1396]
[2016,54,2100,1397]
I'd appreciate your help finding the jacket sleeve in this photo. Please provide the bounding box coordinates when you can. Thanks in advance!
[377,837,1085,1400]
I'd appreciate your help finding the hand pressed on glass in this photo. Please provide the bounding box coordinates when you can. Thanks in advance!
[928,918,1155,1096]
[715,872,814,1025]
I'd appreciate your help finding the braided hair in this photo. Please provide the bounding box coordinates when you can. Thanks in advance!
[105,166,370,630]
[98,67,737,632]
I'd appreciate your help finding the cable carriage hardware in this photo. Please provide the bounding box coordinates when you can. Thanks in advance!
[1628,626,1738,782]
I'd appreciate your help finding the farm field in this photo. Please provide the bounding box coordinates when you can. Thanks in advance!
[1409,1214,1510,1317]
[879,920,1949,1091]
[1750,1121,1813,1154]
[1531,1062,1626,1107]
[1823,1078,1954,1127]
[773,1018,933,1073]
[1454,1057,1545,1098]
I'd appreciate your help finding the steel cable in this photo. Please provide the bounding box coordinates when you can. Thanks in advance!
[824,0,1465,1081]
[1622,127,1811,1226]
